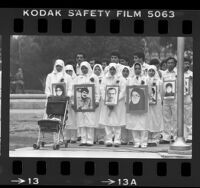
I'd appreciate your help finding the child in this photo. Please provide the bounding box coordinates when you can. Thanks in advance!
[64,65,77,144]
[93,64,105,145]
[146,65,163,146]
[126,62,148,148]
[71,61,100,146]
[99,63,126,147]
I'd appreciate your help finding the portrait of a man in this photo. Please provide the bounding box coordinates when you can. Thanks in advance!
[105,86,119,105]
[163,81,176,99]
[74,84,95,112]
[184,77,190,95]
[126,85,148,113]
[149,86,157,105]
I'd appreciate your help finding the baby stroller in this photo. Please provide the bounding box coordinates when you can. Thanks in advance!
[33,96,69,150]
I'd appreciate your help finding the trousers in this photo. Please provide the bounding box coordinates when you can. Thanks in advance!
[80,127,94,144]
[105,126,121,144]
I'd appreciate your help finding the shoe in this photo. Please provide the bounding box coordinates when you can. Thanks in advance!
[106,143,112,147]
[79,143,86,146]
[147,143,157,147]
[133,143,140,148]
[99,141,104,145]
[70,140,77,144]
[77,137,81,141]
[114,143,120,147]
[159,140,170,144]
[93,141,97,144]
[86,143,93,146]
[66,140,70,143]
[141,143,147,148]
[121,142,128,145]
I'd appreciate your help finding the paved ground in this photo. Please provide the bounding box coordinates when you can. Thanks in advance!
[9,109,192,159]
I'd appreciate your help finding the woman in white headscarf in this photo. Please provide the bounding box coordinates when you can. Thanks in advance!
[45,59,72,97]
[64,64,77,144]
[126,62,148,148]
[99,63,126,147]
[120,65,134,145]
[146,65,163,146]
[71,61,100,146]
[44,59,72,145]
[93,64,105,144]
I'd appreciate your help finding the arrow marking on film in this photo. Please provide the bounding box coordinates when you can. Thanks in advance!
[11,178,26,184]
[101,179,115,185]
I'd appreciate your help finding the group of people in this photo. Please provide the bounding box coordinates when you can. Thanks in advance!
[45,51,193,148]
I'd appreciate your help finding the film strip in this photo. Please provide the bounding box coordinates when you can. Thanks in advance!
[0,8,199,186]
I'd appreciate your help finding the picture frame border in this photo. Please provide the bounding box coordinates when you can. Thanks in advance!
[184,77,191,96]
[126,85,148,113]
[163,79,176,100]
[104,85,120,106]
[74,84,95,112]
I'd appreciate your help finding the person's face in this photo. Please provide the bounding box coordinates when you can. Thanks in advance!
[76,54,84,64]
[166,86,172,93]
[148,69,155,77]
[184,61,190,72]
[89,60,95,68]
[108,89,116,100]
[94,66,101,76]
[81,66,88,74]
[102,62,107,69]
[81,91,88,99]
[122,68,129,78]
[131,91,140,104]
[56,65,63,72]
[120,59,128,66]
[66,70,73,76]
[134,64,141,75]
[109,67,116,76]
[111,56,119,63]
[56,87,63,96]
[167,59,175,71]
[161,62,167,71]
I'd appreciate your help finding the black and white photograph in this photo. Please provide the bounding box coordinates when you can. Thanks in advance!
[74,84,95,112]
[163,80,176,99]
[149,85,157,105]
[52,83,66,97]
[9,36,192,159]
[105,85,119,106]
[0,37,1,155]
[184,77,191,96]
[126,85,148,113]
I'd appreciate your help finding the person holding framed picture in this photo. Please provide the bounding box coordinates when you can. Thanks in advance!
[44,59,72,145]
[160,57,177,144]
[93,64,105,145]
[126,62,149,148]
[71,61,100,146]
[146,65,164,147]
[183,57,193,143]
[99,63,126,147]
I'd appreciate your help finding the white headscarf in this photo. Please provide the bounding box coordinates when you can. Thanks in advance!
[52,59,66,82]
[80,61,93,76]
[93,64,104,78]
[121,65,130,78]
[147,65,159,79]
[65,64,76,79]
[105,63,119,78]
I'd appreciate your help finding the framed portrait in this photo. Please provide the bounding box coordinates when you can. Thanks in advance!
[126,85,148,113]
[74,84,95,112]
[105,85,119,106]
[184,77,191,96]
[52,83,66,97]
[149,85,157,105]
[163,80,176,100]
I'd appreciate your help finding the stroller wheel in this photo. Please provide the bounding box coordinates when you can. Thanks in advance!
[41,142,45,147]
[33,144,40,150]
